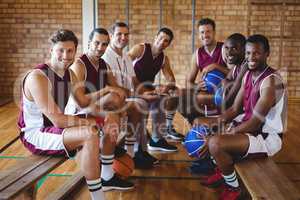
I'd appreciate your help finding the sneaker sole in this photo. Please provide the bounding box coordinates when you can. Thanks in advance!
[102,185,135,192]
[147,145,178,152]
[165,134,183,141]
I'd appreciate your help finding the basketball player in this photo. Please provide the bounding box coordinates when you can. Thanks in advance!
[201,34,286,199]
[179,18,228,124]
[128,27,184,143]
[65,28,134,191]
[17,29,120,200]
[102,22,163,169]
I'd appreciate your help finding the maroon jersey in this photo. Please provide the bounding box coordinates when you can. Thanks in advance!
[197,42,225,70]
[242,66,276,122]
[79,54,107,93]
[133,43,164,83]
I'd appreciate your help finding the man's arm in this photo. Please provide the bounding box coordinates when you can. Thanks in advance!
[127,43,144,61]
[220,77,245,124]
[161,56,176,91]
[26,70,95,128]
[187,52,200,88]
[70,60,113,108]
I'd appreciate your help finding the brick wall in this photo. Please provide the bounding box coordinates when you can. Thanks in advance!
[0,0,300,98]
[0,0,82,98]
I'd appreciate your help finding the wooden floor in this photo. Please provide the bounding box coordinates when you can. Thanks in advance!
[0,101,300,200]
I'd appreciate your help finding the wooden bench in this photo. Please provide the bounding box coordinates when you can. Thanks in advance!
[0,154,66,200]
[235,157,300,200]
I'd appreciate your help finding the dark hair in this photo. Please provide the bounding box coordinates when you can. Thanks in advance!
[157,27,174,43]
[197,18,216,30]
[89,28,109,42]
[227,33,246,47]
[246,34,270,52]
[49,29,78,48]
[109,22,129,34]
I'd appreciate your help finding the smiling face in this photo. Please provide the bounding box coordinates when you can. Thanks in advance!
[198,24,215,47]
[88,32,109,59]
[50,41,76,70]
[245,42,269,71]
[110,26,129,50]
[153,32,171,52]
[223,39,244,65]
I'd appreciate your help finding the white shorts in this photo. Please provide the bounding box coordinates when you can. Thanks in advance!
[244,133,282,158]
[20,127,75,157]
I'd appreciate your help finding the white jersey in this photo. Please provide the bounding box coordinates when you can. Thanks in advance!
[102,45,135,90]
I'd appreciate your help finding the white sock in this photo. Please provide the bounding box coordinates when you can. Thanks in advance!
[86,178,105,200]
[223,171,239,188]
[166,112,175,128]
[125,136,136,157]
[100,154,114,181]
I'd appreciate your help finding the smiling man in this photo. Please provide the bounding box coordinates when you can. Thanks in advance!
[200,34,286,200]
[128,27,182,149]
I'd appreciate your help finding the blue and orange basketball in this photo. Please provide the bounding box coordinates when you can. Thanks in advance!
[214,86,224,107]
[183,125,210,157]
[112,153,134,179]
[204,70,225,93]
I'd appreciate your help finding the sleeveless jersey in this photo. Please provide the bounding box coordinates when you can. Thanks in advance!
[18,64,71,132]
[133,43,165,83]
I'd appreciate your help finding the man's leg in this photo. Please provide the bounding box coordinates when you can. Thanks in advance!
[164,95,185,140]
[63,125,105,200]
[148,99,177,152]
[202,134,249,199]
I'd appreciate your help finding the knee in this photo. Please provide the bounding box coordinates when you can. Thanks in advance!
[106,92,124,111]
[85,126,100,144]
[208,135,223,156]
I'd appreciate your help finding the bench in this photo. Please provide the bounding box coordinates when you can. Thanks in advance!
[0,154,66,200]
[235,157,300,200]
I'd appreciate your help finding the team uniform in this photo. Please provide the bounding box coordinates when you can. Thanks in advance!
[65,54,108,119]
[133,43,165,89]
[18,64,74,157]
[238,66,285,158]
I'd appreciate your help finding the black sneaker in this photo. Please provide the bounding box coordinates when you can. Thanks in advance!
[102,174,134,191]
[166,127,185,141]
[148,138,178,152]
[142,150,159,165]
[133,151,154,169]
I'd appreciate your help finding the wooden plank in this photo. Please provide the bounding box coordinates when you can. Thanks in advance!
[45,171,85,200]
[0,156,66,200]
[235,158,300,200]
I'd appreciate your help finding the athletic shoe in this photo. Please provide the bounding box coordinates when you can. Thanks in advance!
[219,184,241,200]
[148,137,178,152]
[102,174,134,191]
[200,168,224,188]
[142,150,159,165]
[133,150,154,169]
[189,156,216,175]
[166,127,185,141]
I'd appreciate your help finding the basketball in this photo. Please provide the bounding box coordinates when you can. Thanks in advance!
[183,125,210,157]
[214,86,224,107]
[204,70,225,93]
[112,153,135,179]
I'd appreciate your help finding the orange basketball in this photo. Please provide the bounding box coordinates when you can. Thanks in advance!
[112,153,135,179]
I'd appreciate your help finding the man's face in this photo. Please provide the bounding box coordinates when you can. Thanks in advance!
[154,32,171,52]
[198,24,215,46]
[50,41,76,70]
[245,42,269,70]
[88,33,109,58]
[223,39,244,65]
[110,26,129,49]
